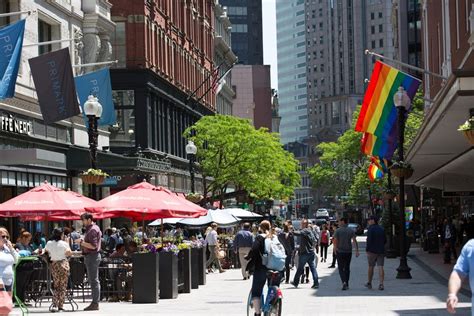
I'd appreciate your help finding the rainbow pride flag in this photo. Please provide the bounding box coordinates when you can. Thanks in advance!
[368,163,384,182]
[361,132,397,159]
[355,61,421,140]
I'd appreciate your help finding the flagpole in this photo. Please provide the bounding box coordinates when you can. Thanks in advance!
[23,38,76,47]
[195,62,237,104]
[0,10,35,18]
[365,49,447,80]
[72,60,119,68]
[185,60,226,104]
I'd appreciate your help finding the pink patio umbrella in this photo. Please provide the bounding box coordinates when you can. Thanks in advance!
[0,181,99,219]
[86,181,207,221]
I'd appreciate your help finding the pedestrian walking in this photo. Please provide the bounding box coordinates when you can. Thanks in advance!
[206,223,224,273]
[291,219,319,289]
[320,224,330,263]
[364,216,386,291]
[328,223,338,268]
[333,218,359,290]
[0,227,18,294]
[75,213,102,311]
[234,222,254,280]
[278,222,295,284]
[447,239,474,314]
[45,228,72,312]
[442,218,457,264]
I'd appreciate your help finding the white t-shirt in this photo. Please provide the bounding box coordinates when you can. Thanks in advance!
[45,240,70,261]
[206,230,218,246]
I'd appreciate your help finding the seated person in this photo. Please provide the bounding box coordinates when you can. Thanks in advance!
[126,241,138,257]
[110,244,126,258]
[15,231,34,253]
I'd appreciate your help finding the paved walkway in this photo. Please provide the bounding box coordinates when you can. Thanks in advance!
[16,238,472,315]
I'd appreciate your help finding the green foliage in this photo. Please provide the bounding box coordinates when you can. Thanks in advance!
[309,88,425,207]
[184,115,300,201]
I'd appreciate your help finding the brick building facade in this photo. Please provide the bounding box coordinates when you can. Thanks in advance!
[108,0,217,193]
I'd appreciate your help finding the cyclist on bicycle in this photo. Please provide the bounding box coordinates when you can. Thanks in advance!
[245,220,282,316]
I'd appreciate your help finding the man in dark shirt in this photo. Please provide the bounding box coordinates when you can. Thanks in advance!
[75,213,102,311]
[334,218,359,290]
[234,222,254,280]
[365,215,386,291]
[291,219,319,289]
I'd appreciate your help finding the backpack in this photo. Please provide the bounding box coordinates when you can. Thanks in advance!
[262,235,287,271]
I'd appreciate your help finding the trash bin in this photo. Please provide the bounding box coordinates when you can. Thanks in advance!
[427,231,440,254]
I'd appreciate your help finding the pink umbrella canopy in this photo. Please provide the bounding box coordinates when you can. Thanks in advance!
[87,181,207,221]
[0,181,99,219]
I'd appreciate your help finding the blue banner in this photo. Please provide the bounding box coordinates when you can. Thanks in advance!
[0,19,25,100]
[74,68,116,126]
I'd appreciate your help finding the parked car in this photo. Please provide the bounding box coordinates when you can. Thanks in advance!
[348,223,364,236]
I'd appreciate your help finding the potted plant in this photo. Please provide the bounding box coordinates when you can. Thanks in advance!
[131,247,160,303]
[458,117,474,145]
[390,161,414,179]
[186,193,203,203]
[80,168,109,185]
[158,243,179,299]
[177,243,192,294]
[383,189,397,200]
[190,240,206,287]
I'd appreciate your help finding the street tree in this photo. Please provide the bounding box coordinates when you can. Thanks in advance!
[184,115,300,204]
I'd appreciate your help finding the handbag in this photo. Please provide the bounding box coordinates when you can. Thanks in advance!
[0,290,13,315]
[216,248,225,259]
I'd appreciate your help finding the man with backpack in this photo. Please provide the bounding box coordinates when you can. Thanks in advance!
[291,219,319,289]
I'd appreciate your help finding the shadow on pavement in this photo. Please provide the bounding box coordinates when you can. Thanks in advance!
[395,307,471,315]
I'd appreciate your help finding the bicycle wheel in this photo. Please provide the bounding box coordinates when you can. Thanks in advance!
[264,299,282,316]
[246,290,253,316]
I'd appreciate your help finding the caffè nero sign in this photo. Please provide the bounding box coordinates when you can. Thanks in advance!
[0,113,33,135]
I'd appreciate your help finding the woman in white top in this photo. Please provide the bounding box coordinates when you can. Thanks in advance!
[0,227,19,294]
[45,228,72,313]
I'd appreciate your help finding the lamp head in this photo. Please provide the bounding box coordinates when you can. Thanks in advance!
[186,140,198,155]
[84,95,102,118]
[393,86,410,110]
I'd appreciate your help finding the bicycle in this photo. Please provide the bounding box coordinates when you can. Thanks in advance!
[246,270,283,316]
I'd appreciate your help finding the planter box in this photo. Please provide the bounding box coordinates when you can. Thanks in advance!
[462,130,474,145]
[190,248,200,289]
[159,252,179,299]
[390,167,414,179]
[132,253,159,303]
[197,247,206,286]
[81,174,105,185]
[178,248,192,293]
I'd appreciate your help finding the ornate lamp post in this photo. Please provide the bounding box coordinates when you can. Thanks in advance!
[186,140,198,194]
[83,95,102,200]
[393,86,412,279]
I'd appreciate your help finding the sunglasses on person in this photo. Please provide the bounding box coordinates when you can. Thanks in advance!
[0,235,8,240]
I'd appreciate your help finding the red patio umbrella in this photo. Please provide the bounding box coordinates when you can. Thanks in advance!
[86,181,207,221]
[0,181,99,219]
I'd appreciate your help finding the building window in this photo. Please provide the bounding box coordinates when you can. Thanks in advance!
[319,36,323,44]
[111,21,127,68]
[371,12,374,20]
[371,25,375,34]
[227,6,247,15]
[296,10,304,16]
[379,24,383,32]
[379,39,383,47]
[232,24,248,33]
[111,90,136,146]
[371,40,375,49]
[38,20,53,55]
[0,1,10,26]
[379,12,382,18]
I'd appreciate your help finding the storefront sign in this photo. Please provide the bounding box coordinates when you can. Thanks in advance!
[136,158,171,173]
[443,191,474,198]
[99,176,121,187]
[0,113,32,135]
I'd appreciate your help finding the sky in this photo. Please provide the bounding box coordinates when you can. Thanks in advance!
[262,0,278,90]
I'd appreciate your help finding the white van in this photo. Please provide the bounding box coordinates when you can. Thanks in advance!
[316,208,329,218]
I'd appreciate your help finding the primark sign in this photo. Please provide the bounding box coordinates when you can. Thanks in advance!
[0,113,33,135]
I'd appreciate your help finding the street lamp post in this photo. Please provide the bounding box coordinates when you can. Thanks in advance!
[84,95,103,200]
[393,86,412,279]
[186,140,197,194]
